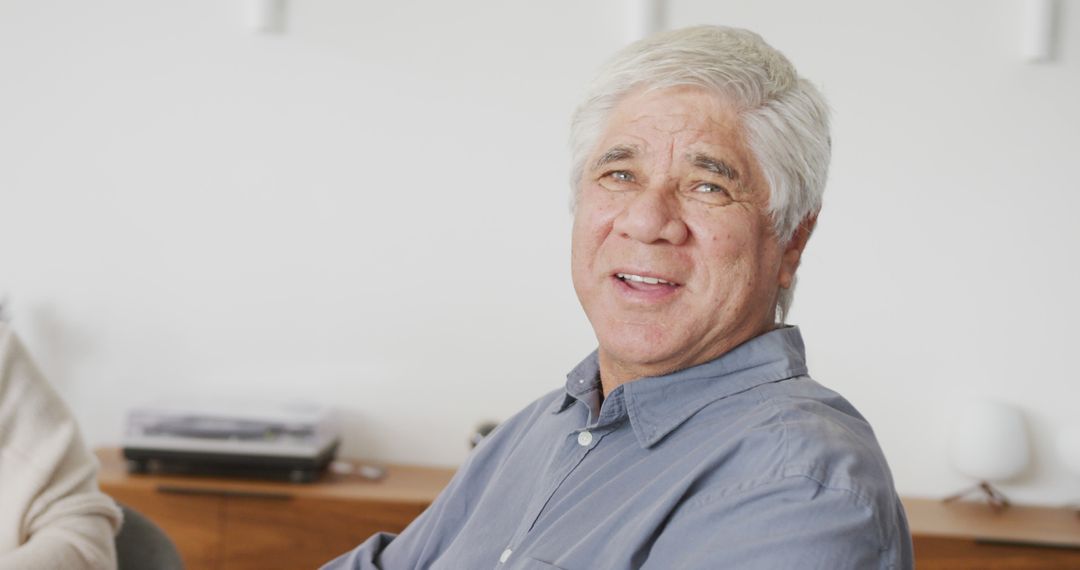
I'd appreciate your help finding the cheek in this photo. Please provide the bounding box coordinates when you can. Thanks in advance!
[709,230,750,253]
[702,219,757,263]
[698,220,768,292]
[574,193,621,248]
[571,211,610,283]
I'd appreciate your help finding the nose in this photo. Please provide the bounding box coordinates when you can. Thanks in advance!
[612,181,689,245]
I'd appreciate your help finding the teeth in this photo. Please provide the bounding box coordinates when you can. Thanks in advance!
[616,273,674,285]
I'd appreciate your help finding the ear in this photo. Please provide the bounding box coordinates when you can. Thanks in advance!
[778,215,816,290]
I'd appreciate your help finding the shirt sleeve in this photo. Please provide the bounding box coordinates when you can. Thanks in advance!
[642,474,907,570]
[320,395,556,570]
[319,446,494,570]
[320,532,396,570]
[0,326,123,569]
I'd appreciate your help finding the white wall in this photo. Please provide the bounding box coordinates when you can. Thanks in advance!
[2,0,1077,505]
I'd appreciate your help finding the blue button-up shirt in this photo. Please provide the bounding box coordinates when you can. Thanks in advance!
[324,327,912,569]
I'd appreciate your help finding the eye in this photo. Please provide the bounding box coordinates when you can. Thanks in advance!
[692,182,728,195]
[597,169,636,191]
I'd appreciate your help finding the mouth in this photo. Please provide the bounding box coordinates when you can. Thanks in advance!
[614,272,680,287]
[611,272,682,302]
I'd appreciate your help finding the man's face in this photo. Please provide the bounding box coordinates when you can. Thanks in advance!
[571,85,802,386]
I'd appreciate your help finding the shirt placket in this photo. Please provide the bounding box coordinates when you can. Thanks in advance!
[493,421,611,568]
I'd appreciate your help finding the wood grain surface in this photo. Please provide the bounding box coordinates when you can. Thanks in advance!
[96,448,455,570]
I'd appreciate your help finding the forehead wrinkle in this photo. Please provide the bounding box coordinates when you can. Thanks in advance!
[628,110,699,136]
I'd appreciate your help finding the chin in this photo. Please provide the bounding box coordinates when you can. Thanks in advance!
[598,326,688,376]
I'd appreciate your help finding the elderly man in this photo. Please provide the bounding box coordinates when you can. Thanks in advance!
[325,25,911,569]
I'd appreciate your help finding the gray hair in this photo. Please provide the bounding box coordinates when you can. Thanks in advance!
[569,26,830,322]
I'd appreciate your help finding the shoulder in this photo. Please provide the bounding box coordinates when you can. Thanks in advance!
[0,324,122,563]
[686,376,895,489]
[683,376,908,549]
[0,324,73,434]
[0,323,87,475]
[753,376,895,502]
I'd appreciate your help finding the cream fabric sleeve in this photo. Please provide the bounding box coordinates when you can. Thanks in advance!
[0,324,123,569]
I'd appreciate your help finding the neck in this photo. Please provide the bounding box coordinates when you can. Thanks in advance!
[597,321,778,397]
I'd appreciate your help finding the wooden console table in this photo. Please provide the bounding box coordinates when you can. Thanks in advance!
[903,497,1080,569]
[98,450,1080,570]
[95,448,456,570]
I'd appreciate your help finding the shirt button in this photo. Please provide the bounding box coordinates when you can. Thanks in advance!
[500,548,512,563]
[577,430,593,446]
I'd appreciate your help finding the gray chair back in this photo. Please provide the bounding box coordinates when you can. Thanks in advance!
[115,504,185,570]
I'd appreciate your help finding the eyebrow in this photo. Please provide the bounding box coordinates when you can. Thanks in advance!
[593,144,639,170]
[688,153,740,182]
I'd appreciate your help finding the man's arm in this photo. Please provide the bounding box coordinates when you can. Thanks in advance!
[321,439,502,570]
[322,389,564,569]
[0,326,123,569]
[320,532,396,570]
[319,473,474,570]
[642,474,911,570]
[321,394,554,570]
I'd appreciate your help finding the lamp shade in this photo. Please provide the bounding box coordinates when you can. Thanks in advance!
[1056,424,1080,475]
[948,399,1030,482]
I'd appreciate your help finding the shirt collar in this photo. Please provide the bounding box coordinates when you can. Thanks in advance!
[555,326,809,448]
[555,350,602,414]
